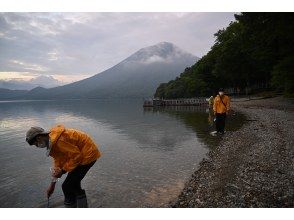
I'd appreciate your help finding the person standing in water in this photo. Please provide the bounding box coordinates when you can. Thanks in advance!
[25,124,101,208]
[213,88,230,135]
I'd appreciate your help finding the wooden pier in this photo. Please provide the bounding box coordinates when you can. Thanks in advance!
[143,97,208,107]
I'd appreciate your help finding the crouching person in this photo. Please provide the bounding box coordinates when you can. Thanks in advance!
[26,125,101,208]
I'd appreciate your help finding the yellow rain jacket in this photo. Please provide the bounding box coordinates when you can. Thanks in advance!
[213,95,230,114]
[49,125,101,172]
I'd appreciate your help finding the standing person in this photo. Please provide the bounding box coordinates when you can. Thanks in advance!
[213,88,230,134]
[25,124,101,208]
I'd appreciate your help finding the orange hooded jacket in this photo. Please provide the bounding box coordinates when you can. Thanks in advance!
[49,125,101,172]
[213,95,230,114]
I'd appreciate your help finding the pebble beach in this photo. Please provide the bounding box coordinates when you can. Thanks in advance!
[172,96,294,208]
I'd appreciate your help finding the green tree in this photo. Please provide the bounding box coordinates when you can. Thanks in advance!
[154,13,294,99]
[271,56,294,97]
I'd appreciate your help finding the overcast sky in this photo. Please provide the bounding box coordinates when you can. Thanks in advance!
[0,12,235,83]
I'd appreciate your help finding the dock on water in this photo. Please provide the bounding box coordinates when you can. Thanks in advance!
[143,97,209,107]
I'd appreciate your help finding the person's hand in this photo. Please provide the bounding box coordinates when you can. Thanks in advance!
[51,167,62,178]
[46,182,55,198]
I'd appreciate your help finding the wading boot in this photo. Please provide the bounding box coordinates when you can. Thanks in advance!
[76,189,88,208]
[64,197,77,208]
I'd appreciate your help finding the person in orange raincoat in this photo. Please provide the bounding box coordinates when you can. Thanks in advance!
[213,88,230,134]
[26,125,101,207]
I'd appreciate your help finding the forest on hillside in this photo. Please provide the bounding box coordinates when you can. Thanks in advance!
[154,13,294,98]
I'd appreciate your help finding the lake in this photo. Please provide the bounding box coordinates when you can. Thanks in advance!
[0,99,245,207]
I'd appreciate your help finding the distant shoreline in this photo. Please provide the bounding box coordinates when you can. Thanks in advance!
[171,96,294,207]
[0,97,145,102]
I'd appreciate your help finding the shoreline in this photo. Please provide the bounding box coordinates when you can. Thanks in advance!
[171,96,294,207]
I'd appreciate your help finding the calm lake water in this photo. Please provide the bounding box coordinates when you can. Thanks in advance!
[0,99,245,207]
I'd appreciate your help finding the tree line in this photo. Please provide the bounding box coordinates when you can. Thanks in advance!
[154,13,294,98]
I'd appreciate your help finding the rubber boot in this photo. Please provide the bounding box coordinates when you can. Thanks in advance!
[64,196,77,208]
[76,190,88,208]
[64,202,77,208]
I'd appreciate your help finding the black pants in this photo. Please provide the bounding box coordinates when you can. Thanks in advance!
[62,160,96,203]
[215,113,226,133]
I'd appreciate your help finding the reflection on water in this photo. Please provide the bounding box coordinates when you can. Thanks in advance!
[0,99,245,207]
[145,106,246,149]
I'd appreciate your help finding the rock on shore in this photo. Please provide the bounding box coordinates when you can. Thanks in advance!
[172,97,294,207]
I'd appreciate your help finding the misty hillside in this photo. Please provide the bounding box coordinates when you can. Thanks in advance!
[0,75,62,90]
[0,88,28,99]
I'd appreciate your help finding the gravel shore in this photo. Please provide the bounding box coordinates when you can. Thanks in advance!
[172,96,294,208]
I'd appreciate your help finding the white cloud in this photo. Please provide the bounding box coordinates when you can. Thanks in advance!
[0,72,36,80]
[142,55,166,64]
[47,49,59,61]
[9,59,49,72]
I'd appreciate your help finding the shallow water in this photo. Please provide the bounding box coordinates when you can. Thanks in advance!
[0,99,245,207]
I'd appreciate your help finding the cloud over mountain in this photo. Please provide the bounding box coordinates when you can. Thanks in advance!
[0,75,62,90]
[0,42,199,99]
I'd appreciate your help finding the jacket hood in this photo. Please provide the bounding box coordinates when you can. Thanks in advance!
[49,124,65,146]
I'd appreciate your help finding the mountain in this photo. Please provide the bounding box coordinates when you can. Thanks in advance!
[0,42,199,100]
[0,75,62,90]
[0,88,28,100]
[29,75,62,88]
